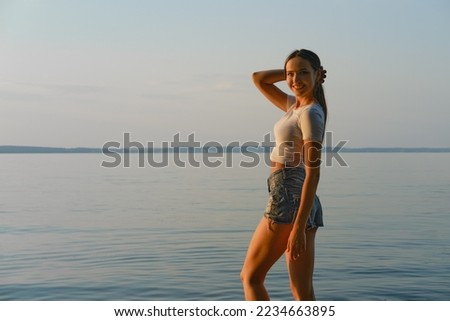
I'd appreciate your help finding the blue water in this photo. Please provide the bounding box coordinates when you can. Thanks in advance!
[1,153,449,300]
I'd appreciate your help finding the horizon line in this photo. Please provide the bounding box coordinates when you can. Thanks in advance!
[1,145,450,154]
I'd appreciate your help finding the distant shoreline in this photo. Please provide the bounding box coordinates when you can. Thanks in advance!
[1,145,450,154]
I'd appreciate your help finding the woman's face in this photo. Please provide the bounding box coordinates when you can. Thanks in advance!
[285,56,318,99]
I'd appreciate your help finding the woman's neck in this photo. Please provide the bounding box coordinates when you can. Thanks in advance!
[294,96,316,108]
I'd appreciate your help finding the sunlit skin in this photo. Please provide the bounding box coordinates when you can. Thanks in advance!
[241,54,324,301]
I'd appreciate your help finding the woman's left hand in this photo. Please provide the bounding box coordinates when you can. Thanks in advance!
[287,228,306,261]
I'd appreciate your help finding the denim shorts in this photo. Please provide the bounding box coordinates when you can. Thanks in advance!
[263,167,324,229]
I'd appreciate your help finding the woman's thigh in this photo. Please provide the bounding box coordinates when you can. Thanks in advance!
[241,217,293,280]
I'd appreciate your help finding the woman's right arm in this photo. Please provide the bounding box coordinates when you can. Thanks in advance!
[252,69,290,112]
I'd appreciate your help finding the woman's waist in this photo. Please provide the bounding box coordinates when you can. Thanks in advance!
[271,160,304,173]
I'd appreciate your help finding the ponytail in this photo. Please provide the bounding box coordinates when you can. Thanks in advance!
[315,83,327,129]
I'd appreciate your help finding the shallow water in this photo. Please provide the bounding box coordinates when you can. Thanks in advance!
[1,153,449,300]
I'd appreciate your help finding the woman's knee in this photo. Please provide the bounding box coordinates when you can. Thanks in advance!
[240,267,265,286]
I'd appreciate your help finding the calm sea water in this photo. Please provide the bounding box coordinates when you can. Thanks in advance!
[1,152,449,300]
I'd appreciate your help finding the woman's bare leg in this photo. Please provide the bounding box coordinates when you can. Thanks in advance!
[286,228,317,300]
[240,217,292,300]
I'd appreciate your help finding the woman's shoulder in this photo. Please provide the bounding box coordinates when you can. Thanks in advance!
[307,102,324,112]
[296,103,325,125]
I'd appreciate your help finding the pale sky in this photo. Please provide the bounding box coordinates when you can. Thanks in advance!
[1,0,449,148]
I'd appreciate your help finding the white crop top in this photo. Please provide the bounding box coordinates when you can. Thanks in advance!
[270,101,325,165]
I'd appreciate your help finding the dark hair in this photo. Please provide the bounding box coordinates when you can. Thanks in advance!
[284,49,327,127]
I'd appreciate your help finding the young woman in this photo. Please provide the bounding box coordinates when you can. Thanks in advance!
[241,49,327,301]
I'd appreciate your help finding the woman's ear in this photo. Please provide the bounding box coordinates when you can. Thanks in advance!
[315,70,321,83]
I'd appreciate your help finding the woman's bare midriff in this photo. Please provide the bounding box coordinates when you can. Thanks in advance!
[270,154,303,172]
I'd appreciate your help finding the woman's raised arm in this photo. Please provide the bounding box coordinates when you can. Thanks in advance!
[252,69,290,112]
